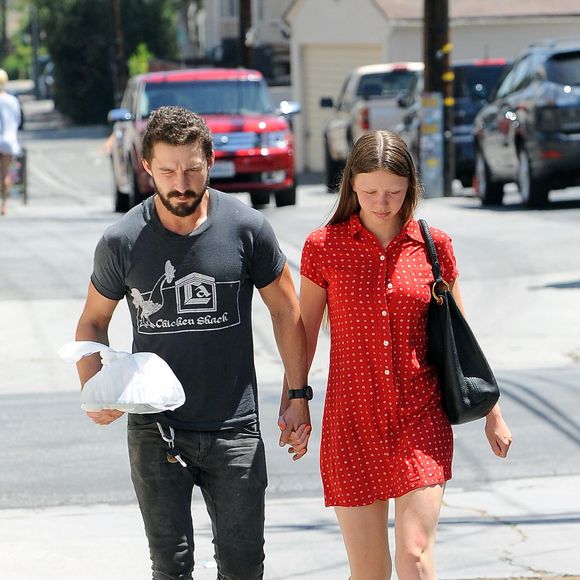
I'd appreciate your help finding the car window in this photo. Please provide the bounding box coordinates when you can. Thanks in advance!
[545,51,580,86]
[495,57,532,98]
[141,79,275,117]
[509,56,533,92]
[453,65,508,100]
[336,76,351,111]
[121,81,135,110]
[356,71,419,99]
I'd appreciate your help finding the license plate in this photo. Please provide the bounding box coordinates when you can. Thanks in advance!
[211,161,235,178]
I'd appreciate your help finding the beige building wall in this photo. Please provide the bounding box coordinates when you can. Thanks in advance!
[287,0,390,171]
[451,18,580,60]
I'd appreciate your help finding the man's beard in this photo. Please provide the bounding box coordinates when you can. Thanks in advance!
[154,176,210,217]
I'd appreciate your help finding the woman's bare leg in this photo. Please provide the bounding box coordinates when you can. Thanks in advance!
[335,500,391,580]
[0,154,11,214]
[394,484,445,580]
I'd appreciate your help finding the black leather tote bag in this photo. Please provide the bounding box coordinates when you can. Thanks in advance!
[418,219,500,424]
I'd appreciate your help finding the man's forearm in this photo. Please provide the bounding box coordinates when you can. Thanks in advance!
[75,319,109,389]
[270,306,309,391]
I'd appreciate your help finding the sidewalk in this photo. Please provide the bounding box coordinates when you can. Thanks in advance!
[0,474,578,579]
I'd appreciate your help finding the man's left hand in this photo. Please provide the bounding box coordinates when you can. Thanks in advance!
[278,401,311,461]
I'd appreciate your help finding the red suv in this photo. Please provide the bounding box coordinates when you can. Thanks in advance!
[108,68,300,211]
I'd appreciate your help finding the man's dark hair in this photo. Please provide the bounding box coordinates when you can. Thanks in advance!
[142,106,213,163]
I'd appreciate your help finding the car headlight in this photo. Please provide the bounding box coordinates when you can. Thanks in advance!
[260,131,289,148]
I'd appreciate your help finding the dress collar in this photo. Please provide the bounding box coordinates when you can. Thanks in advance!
[347,214,425,244]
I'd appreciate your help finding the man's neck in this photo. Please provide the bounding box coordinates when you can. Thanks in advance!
[154,191,210,236]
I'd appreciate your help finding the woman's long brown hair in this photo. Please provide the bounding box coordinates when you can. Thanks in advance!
[328,130,422,226]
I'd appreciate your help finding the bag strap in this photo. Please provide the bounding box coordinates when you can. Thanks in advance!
[418,219,449,302]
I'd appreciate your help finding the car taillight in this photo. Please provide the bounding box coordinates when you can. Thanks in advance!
[536,107,561,132]
[359,107,370,130]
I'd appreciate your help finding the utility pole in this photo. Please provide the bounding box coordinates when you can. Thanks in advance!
[1,0,7,59]
[239,0,253,68]
[423,0,454,196]
[30,2,40,99]
[111,0,126,105]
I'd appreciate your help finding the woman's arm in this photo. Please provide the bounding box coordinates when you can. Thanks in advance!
[451,279,513,458]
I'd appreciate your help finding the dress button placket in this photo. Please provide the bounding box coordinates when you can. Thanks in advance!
[382,252,393,385]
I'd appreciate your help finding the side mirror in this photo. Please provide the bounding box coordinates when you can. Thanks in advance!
[107,108,133,124]
[320,97,334,108]
[396,91,414,109]
[278,100,301,116]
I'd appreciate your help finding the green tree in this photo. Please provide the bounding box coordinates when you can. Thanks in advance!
[35,0,179,124]
[128,42,153,77]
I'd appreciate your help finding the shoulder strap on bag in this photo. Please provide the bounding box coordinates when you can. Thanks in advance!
[417,219,442,282]
[418,219,449,302]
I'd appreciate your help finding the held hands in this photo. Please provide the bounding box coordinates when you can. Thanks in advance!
[86,409,125,425]
[278,399,312,461]
[485,407,513,458]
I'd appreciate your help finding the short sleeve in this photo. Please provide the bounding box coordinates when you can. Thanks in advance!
[433,230,459,283]
[90,234,127,301]
[300,232,327,288]
[248,217,286,289]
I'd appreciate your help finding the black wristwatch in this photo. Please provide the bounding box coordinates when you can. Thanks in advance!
[288,385,313,400]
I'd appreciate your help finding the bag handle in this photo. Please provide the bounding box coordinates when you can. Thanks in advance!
[417,219,450,304]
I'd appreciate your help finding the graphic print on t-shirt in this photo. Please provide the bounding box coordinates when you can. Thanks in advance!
[130,260,240,334]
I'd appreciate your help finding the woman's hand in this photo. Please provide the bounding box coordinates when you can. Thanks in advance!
[484,406,512,458]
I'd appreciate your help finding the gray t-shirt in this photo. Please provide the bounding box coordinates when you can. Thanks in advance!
[91,189,286,430]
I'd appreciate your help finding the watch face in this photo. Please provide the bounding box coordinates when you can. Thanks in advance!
[304,386,313,400]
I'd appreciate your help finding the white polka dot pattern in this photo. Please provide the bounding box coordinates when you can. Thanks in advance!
[300,216,459,507]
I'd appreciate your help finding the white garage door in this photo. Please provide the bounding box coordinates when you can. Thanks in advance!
[302,44,383,172]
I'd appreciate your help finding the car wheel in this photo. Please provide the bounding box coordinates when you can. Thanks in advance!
[112,159,130,212]
[517,148,549,208]
[250,191,270,208]
[130,169,146,208]
[458,174,473,189]
[475,150,504,205]
[114,188,130,213]
[324,141,344,193]
[274,186,296,207]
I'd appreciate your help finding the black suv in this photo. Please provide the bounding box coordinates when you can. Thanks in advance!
[473,38,580,207]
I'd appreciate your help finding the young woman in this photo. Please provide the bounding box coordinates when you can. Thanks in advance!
[299,130,512,579]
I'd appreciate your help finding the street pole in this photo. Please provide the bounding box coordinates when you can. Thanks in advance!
[111,0,126,105]
[423,0,454,196]
[239,0,253,68]
[30,2,40,99]
[0,0,7,59]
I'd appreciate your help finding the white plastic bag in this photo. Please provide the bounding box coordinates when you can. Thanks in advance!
[58,341,185,414]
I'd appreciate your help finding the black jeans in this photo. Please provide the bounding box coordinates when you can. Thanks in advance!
[128,420,267,580]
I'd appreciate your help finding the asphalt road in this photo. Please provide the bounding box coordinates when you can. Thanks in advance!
[0,98,579,510]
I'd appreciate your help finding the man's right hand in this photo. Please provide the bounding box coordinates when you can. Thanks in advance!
[86,409,125,425]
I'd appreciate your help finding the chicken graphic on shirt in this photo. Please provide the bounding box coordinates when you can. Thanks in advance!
[131,260,176,325]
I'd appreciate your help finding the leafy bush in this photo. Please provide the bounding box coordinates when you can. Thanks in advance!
[128,43,154,78]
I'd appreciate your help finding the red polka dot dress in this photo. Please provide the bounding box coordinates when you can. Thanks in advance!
[301,216,459,507]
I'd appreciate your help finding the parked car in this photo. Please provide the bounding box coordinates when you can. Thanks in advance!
[37,58,56,101]
[320,62,424,190]
[452,59,510,186]
[473,38,580,207]
[108,68,300,212]
[397,58,509,187]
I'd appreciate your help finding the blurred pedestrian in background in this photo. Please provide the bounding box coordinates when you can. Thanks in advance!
[0,69,22,216]
[299,130,512,579]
